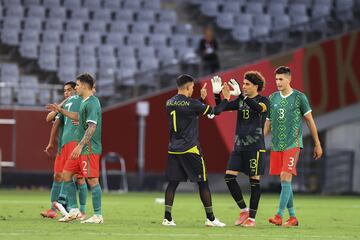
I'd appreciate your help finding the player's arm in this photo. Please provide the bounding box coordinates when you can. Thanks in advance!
[45,98,68,122]
[304,112,323,160]
[70,122,97,159]
[211,76,238,111]
[46,103,79,121]
[264,119,270,136]
[44,118,61,156]
[199,82,231,116]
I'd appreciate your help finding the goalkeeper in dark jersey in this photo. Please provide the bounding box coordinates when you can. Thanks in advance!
[163,74,230,227]
[212,72,269,227]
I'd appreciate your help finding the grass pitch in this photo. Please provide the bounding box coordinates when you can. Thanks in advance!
[0,189,359,240]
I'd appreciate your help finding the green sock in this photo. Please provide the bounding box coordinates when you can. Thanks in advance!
[78,183,88,213]
[277,181,292,218]
[50,181,62,210]
[91,184,102,215]
[64,181,78,209]
[287,187,296,217]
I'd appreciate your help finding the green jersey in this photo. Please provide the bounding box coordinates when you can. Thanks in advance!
[56,124,63,154]
[268,90,312,151]
[78,95,102,155]
[57,95,82,148]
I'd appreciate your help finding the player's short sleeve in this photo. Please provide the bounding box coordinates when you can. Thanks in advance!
[86,100,100,125]
[191,99,211,115]
[56,112,64,123]
[300,93,312,116]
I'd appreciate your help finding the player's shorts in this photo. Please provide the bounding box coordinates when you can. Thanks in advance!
[226,150,266,176]
[53,153,65,174]
[64,153,100,178]
[269,147,301,175]
[166,147,207,182]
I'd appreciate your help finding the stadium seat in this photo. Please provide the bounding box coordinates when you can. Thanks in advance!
[83,0,102,10]
[200,2,219,17]
[153,22,173,34]
[42,0,61,8]
[136,10,156,22]
[234,14,253,27]
[1,29,20,46]
[222,1,243,14]
[59,44,76,55]
[268,3,286,16]
[42,30,61,44]
[5,5,24,18]
[245,2,264,15]
[106,32,125,45]
[157,47,176,65]
[21,30,40,43]
[216,13,234,30]
[48,7,66,19]
[98,45,115,57]
[232,25,251,42]
[65,20,85,32]
[70,8,89,20]
[18,88,37,105]
[115,9,134,22]
[82,32,102,45]
[62,31,81,44]
[24,18,42,31]
[63,0,81,8]
[127,33,147,47]
[170,35,188,47]
[3,17,22,30]
[88,20,108,33]
[148,34,168,47]
[109,22,129,33]
[20,42,38,59]
[123,0,142,10]
[26,6,45,19]
[58,66,76,83]
[45,19,64,31]
[131,22,151,34]
[158,10,177,24]
[79,44,96,57]
[93,9,112,21]
[137,46,156,59]
[103,0,121,9]
[23,0,41,7]
[143,0,161,10]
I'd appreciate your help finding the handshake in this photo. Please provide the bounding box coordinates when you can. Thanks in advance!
[211,76,241,97]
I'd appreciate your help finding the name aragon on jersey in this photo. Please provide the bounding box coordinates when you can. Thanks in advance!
[166,100,190,107]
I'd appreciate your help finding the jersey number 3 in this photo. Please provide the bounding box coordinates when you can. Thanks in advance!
[170,110,177,132]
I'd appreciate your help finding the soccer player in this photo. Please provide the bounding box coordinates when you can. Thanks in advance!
[47,73,103,224]
[211,72,269,227]
[41,81,87,219]
[265,66,323,227]
[163,74,229,227]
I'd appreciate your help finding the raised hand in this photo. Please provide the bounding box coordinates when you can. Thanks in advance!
[200,83,207,100]
[46,103,60,112]
[211,76,223,94]
[222,82,231,100]
[228,79,241,96]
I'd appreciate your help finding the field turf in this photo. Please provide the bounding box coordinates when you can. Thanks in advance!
[0,189,359,240]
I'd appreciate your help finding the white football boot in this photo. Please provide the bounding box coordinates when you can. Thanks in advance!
[81,215,104,224]
[205,218,226,227]
[58,208,81,222]
[162,219,176,226]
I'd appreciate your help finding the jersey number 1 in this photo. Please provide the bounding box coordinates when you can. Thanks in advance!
[170,110,177,132]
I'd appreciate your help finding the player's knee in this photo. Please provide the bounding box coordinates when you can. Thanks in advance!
[53,173,63,182]
[280,172,292,182]
[87,178,99,188]
[224,173,237,183]
[249,177,260,186]
[76,177,85,185]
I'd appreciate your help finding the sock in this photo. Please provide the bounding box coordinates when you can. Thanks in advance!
[91,184,102,215]
[204,206,215,221]
[198,181,215,221]
[287,186,296,217]
[164,205,172,221]
[50,181,62,210]
[78,183,88,213]
[57,182,67,206]
[277,181,292,218]
[66,181,78,209]
[164,181,179,221]
[249,178,261,219]
[225,174,247,210]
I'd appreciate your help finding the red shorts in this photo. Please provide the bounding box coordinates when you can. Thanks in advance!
[269,148,300,176]
[53,153,65,174]
[64,154,100,178]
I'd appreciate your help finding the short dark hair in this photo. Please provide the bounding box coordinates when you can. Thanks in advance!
[64,81,76,89]
[76,73,95,89]
[176,74,194,87]
[244,71,265,92]
[275,66,291,75]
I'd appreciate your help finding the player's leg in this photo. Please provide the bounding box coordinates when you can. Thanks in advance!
[41,154,64,218]
[181,153,225,227]
[163,180,179,224]
[76,176,87,220]
[241,150,265,227]
[224,152,249,225]
[80,154,103,224]
[269,148,299,226]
